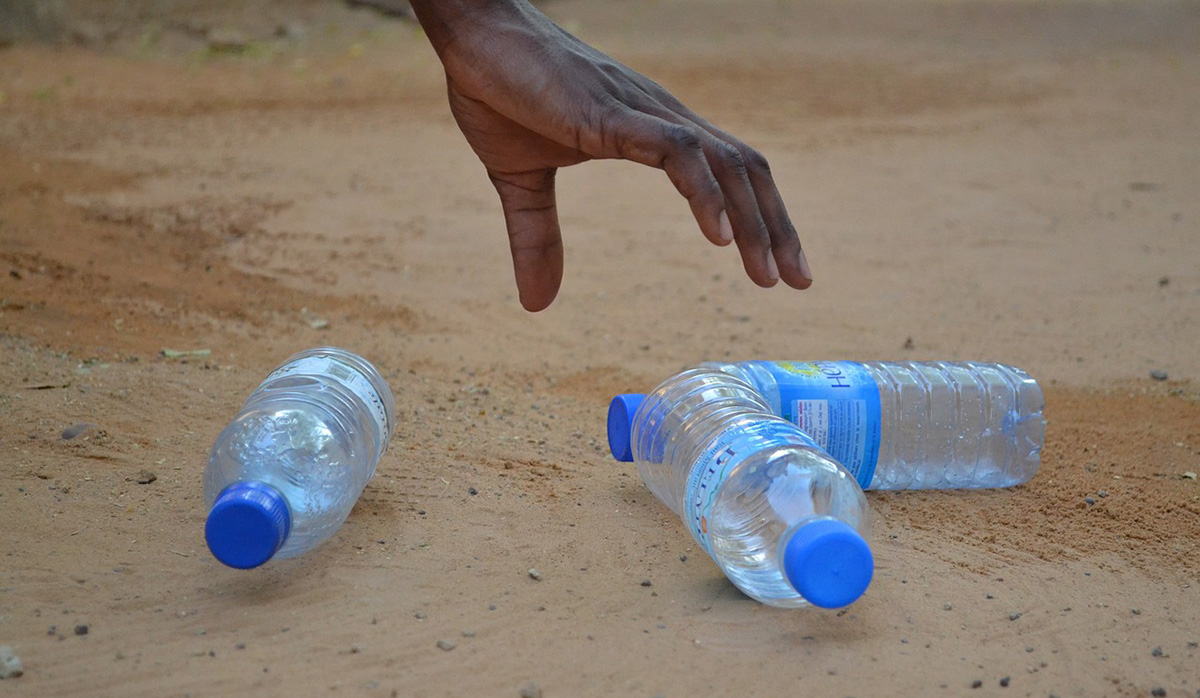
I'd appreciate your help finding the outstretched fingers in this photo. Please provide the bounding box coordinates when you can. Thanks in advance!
[613,113,730,249]
[640,87,812,289]
[741,149,812,290]
[700,137,779,287]
[612,109,781,288]
[489,168,565,312]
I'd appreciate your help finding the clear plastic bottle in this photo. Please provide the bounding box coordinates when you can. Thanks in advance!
[697,360,1045,490]
[607,368,873,609]
[203,347,395,569]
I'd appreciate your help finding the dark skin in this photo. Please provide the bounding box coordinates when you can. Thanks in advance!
[407,0,812,312]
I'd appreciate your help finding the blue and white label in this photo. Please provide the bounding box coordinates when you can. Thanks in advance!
[749,361,881,489]
[684,420,819,555]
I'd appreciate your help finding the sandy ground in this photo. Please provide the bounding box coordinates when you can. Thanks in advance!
[2,0,1199,695]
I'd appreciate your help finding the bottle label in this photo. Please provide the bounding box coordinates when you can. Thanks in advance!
[684,420,815,555]
[265,355,390,438]
[749,361,881,489]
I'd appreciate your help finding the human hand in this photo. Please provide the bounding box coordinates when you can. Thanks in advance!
[409,0,812,311]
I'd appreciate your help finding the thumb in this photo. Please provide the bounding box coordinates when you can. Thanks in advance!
[489,168,564,313]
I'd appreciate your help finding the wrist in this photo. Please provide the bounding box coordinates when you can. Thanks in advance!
[407,0,526,55]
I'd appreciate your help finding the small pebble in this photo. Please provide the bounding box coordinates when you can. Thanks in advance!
[528,568,542,581]
[640,579,653,587]
[1151,688,1166,698]
[414,611,426,620]
[1097,490,1109,498]
[206,26,251,51]
[74,624,89,636]
[135,470,157,485]
[1009,612,1022,621]
[0,645,23,679]
[436,639,456,652]
[1084,497,1096,505]
[971,679,983,689]
[468,487,478,496]
[61,423,96,440]
[278,20,307,41]
[943,603,953,611]
[461,630,476,638]
[1151,646,1164,657]
[235,643,246,650]
[1131,608,1141,615]
[518,681,543,698]
[1150,370,1169,381]
[1000,676,1010,687]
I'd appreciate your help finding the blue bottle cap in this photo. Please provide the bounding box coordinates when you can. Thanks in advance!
[205,481,292,569]
[782,519,874,609]
[607,394,646,463]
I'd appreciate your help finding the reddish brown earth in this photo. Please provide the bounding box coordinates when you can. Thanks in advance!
[2,1,1198,696]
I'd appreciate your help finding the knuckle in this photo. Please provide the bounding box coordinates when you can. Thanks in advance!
[714,144,748,176]
[663,124,703,153]
[598,59,624,80]
[743,147,772,176]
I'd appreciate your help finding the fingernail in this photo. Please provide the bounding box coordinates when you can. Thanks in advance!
[798,247,812,281]
[717,210,733,244]
[766,253,779,283]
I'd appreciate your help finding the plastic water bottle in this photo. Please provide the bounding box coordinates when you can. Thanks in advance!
[697,360,1045,490]
[203,347,395,569]
[607,368,874,609]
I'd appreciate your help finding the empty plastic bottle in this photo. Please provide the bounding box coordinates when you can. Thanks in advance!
[204,347,395,569]
[696,360,1045,490]
[607,367,874,609]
